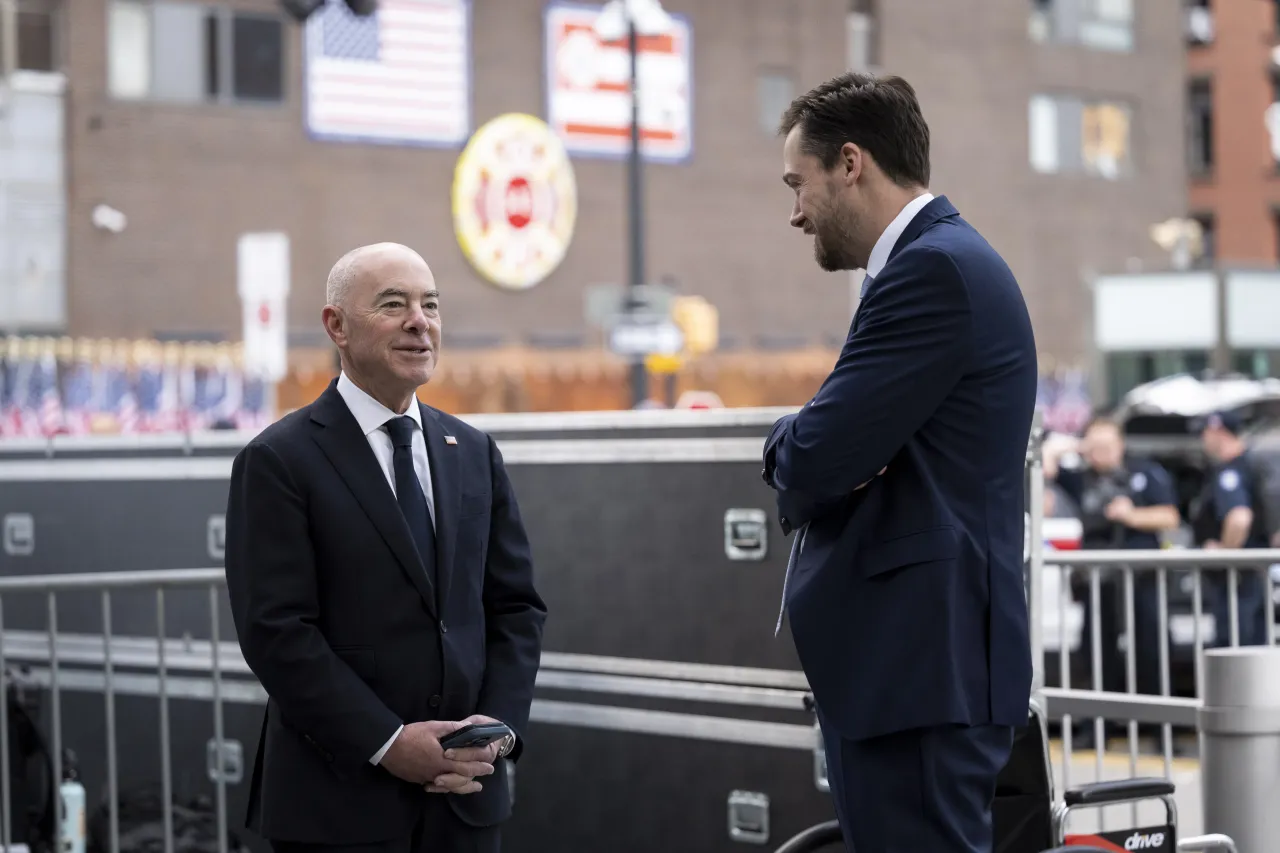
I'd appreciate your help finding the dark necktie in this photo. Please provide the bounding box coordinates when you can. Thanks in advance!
[859,273,875,299]
[384,415,437,583]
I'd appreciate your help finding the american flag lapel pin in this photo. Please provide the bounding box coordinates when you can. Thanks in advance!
[444,435,457,445]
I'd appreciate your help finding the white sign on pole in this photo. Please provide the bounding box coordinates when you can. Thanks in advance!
[608,318,683,356]
[237,232,291,382]
[543,0,692,163]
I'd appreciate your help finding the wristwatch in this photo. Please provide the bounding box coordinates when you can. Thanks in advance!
[496,733,515,758]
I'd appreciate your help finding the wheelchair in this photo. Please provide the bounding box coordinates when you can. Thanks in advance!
[771,696,1237,853]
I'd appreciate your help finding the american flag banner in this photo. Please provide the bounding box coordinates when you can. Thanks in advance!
[9,357,34,437]
[210,361,244,428]
[60,359,97,436]
[1041,368,1094,435]
[105,363,140,434]
[37,351,65,436]
[150,363,184,433]
[304,0,471,147]
[13,357,36,438]
[134,362,165,433]
[0,357,11,438]
[237,376,273,433]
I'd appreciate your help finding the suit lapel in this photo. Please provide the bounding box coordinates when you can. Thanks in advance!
[851,195,961,334]
[421,403,460,614]
[309,384,437,617]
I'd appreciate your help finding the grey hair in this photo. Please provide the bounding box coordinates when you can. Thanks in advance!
[325,246,365,308]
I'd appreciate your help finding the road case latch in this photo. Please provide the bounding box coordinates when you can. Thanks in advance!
[3,513,34,557]
[208,515,226,560]
[813,723,830,793]
[724,509,768,561]
[727,790,770,844]
[207,738,243,785]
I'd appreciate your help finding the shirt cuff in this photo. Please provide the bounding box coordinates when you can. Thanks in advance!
[369,724,404,765]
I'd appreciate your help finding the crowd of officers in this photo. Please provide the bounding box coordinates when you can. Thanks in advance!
[1042,410,1277,743]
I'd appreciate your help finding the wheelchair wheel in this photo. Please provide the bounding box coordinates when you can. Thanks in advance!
[772,820,845,853]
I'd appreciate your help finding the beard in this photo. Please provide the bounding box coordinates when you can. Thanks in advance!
[810,201,862,272]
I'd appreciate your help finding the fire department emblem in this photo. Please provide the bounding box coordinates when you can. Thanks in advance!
[452,113,578,290]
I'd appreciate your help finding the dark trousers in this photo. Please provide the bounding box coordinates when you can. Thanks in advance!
[270,796,499,853]
[818,712,1015,853]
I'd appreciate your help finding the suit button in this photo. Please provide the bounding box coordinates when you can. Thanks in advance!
[429,695,441,708]
[439,620,447,633]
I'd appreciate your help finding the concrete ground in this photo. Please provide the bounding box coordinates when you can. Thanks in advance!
[1048,738,1206,839]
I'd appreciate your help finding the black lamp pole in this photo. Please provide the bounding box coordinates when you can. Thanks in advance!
[626,16,648,408]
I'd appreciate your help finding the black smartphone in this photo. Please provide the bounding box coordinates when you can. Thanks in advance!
[438,722,512,751]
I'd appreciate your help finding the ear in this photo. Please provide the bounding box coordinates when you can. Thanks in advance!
[839,141,864,186]
[321,305,347,348]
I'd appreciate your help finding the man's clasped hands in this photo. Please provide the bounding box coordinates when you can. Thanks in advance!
[379,714,505,795]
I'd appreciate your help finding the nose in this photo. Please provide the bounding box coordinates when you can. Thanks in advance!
[403,304,428,333]
[790,200,806,230]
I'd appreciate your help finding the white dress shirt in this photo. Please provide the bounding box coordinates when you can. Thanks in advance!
[864,191,934,279]
[335,371,436,765]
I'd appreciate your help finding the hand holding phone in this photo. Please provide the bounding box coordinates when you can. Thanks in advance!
[437,721,513,751]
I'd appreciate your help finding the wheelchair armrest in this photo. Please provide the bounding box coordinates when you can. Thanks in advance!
[1063,777,1175,808]
[1040,847,1116,853]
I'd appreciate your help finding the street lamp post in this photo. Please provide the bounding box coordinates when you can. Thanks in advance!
[595,0,674,408]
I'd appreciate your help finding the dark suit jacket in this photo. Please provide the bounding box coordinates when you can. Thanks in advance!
[224,380,547,845]
[764,196,1037,743]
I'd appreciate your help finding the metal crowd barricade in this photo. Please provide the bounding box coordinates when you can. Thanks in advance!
[0,568,229,853]
[1036,546,1280,836]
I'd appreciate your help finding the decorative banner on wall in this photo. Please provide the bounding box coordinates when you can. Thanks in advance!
[452,113,578,291]
[543,0,692,163]
[303,0,471,147]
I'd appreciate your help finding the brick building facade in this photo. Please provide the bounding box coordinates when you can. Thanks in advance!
[5,0,1189,410]
[1187,0,1280,265]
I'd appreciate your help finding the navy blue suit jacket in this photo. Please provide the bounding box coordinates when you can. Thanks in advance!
[764,196,1037,743]
[225,381,547,844]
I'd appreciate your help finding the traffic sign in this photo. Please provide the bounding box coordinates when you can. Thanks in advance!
[584,282,675,326]
[609,319,684,356]
[645,353,683,375]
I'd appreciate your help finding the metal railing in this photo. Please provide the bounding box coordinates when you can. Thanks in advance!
[1036,547,1280,835]
[0,568,228,853]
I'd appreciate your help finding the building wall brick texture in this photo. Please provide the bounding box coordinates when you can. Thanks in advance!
[63,0,1188,367]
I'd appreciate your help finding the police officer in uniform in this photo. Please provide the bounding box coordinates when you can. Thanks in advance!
[1194,411,1271,647]
[1045,416,1181,735]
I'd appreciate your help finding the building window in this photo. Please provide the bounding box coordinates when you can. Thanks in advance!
[0,0,61,72]
[1187,77,1213,177]
[1030,0,1134,52]
[106,0,284,105]
[1105,351,1210,403]
[1232,350,1280,380]
[1189,212,1215,267]
[847,1,878,71]
[1186,0,1213,46]
[1273,207,1280,263]
[1268,71,1280,168]
[1029,94,1132,179]
[758,70,794,135]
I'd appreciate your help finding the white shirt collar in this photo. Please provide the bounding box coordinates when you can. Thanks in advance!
[864,191,935,279]
[336,371,422,437]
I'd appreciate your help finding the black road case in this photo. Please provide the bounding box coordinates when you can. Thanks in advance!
[0,407,847,852]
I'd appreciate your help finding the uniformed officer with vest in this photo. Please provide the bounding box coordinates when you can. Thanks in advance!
[1045,416,1182,722]
[1194,411,1271,647]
